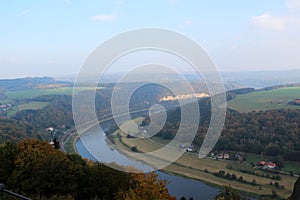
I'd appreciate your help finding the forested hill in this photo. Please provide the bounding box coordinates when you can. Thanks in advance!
[0,118,40,142]
[0,95,74,143]
[155,97,300,162]
[0,83,174,144]
[0,77,71,91]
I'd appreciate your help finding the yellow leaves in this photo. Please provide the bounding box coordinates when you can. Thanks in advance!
[118,171,175,200]
[14,139,58,169]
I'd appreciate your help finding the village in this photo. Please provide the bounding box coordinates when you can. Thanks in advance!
[209,152,277,169]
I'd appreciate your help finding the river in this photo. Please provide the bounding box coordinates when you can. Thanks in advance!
[75,118,221,200]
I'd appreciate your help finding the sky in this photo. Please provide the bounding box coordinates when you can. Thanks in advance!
[1,0,300,78]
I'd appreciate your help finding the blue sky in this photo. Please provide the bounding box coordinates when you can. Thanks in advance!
[1,0,300,78]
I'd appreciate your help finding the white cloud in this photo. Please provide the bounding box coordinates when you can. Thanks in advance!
[91,13,117,22]
[251,13,285,30]
[286,0,300,11]
[18,9,31,17]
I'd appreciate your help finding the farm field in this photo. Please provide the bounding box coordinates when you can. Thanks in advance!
[4,86,103,99]
[227,87,300,112]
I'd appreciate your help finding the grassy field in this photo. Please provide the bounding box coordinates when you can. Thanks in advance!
[5,86,102,99]
[113,121,297,199]
[282,161,300,175]
[242,153,300,174]
[228,87,300,112]
[17,101,49,110]
[7,101,49,117]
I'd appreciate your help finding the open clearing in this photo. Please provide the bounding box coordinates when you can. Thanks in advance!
[17,101,49,110]
[227,87,300,112]
[7,101,49,117]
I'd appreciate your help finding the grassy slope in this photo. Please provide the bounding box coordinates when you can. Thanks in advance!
[227,87,300,112]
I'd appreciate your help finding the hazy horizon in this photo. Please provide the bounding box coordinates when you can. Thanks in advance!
[2,68,300,80]
[1,1,300,78]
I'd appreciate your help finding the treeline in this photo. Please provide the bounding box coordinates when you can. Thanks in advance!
[0,139,174,200]
[257,83,300,92]
[216,109,300,161]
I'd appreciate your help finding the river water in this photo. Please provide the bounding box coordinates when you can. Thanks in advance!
[75,120,220,200]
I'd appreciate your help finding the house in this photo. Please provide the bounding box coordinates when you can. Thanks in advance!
[259,161,266,166]
[289,99,300,106]
[259,161,276,169]
[266,162,276,169]
[223,153,230,159]
[295,99,300,104]
[217,154,223,159]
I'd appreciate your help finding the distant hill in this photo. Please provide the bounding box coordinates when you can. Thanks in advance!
[0,77,72,91]
[221,70,300,88]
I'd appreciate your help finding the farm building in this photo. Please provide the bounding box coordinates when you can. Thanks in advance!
[259,161,276,169]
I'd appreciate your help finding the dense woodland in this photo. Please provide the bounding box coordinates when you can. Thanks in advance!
[151,96,300,162]
[0,139,174,200]
[0,118,40,142]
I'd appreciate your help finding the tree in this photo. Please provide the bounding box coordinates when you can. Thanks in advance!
[77,163,130,200]
[0,139,175,200]
[274,154,284,169]
[238,176,244,183]
[7,139,77,198]
[117,172,175,200]
[215,186,245,200]
[271,190,278,198]
[0,141,19,184]
[31,152,78,198]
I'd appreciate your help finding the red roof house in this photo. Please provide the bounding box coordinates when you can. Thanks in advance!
[266,162,276,169]
[259,161,266,166]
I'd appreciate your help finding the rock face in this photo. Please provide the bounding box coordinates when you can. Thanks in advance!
[289,177,300,200]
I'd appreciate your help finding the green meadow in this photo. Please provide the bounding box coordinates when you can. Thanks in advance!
[228,87,300,112]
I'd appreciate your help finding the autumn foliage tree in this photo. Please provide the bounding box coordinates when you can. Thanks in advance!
[117,172,175,200]
[0,139,174,200]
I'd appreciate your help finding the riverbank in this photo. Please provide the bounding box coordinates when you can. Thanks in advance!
[61,116,296,199]
[112,120,296,199]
